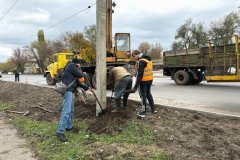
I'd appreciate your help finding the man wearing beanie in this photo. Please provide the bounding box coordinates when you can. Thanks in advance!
[55,58,89,142]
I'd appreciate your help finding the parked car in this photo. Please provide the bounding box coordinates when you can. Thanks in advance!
[0,72,2,78]
[7,72,13,75]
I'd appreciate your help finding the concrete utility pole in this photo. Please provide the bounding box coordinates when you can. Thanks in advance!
[106,0,112,52]
[96,0,107,116]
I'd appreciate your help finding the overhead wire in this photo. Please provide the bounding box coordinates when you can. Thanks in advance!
[22,3,96,41]
[0,0,20,21]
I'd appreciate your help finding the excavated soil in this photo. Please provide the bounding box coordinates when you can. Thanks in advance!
[0,80,240,160]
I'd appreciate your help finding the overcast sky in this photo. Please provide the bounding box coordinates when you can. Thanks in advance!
[0,0,239,62]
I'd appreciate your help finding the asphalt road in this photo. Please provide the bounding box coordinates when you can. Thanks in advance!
[153,78,240,114]
[1,72,240,117]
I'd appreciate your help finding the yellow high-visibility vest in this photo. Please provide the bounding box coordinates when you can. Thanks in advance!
[135,58,153,81]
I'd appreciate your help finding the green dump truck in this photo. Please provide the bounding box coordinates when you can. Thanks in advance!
[163,35,240,85]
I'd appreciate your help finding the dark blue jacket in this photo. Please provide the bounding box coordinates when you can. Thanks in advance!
[136,54,153,86]
[62,62,88,93]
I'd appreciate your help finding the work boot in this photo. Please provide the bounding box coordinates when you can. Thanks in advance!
[112,99,121,113]
[55,132,68,142]
[66,126,79,133]
[137,111,146,118]
[123,98,127,109]
[111,109,120,113]
[116,99,121,108]
[152,110,158,114]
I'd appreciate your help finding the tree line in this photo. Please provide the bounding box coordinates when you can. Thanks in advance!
[172,11,240,50]
[1,11,238,73]
[0,24,163,73]
[0,25,96,73]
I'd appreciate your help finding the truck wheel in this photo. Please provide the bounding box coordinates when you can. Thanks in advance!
[91,73,97,89]
[174,70,190,85]
[91,73,109,89]
[46,73,56,85]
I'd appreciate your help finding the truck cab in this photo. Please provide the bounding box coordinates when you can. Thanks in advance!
[114,33,131,62]
[44,53,75,85]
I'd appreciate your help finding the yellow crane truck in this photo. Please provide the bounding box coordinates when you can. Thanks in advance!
[163,35,240,85]
[44,33,133,87]
[44,1,134,87]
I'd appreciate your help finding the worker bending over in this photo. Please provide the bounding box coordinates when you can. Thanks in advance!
[109,66,132,113]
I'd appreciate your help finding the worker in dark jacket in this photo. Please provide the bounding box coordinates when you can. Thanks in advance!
[132,50,157,118]
[55,58,90,142]
[14,69,20,81]
[109,66,132,113]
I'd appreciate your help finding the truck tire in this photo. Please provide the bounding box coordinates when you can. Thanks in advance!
[46,73,56,85]
[91,72,110,89]
[85,73,93,87]
[173,70,190,85]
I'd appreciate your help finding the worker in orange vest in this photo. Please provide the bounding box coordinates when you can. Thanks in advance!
[132,50,157,118]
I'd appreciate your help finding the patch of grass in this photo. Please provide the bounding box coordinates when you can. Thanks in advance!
[117,151,135,160]
[12,117,90,160]
[94,121,156,145]
[10,117,167,160]
[0,103,14,111]
[151,151,168,160]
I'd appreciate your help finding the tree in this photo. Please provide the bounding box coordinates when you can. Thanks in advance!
[191,23,208,48]
[150,43,163,60]
[38,30,45,42]
[138,42,151,54]
[171,41,183,50]
[29,30,53,73]
[9,48,28,73]
[175,19,193,49]
[50,40,65,53]
[208,11,240,45]
[0,60,16,73]
[172,18,208,50]
[84,25,96,51]
[57,32,91,52]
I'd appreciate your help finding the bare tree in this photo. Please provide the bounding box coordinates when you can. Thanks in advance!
[50,40,65,53]
[150,43,163,60]
[10,48,28,73]
[138,42,151,54]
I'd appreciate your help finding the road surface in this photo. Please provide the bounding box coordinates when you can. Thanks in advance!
[1,72,240,117]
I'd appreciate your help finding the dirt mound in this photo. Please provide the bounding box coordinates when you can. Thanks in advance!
[1,80,240,160]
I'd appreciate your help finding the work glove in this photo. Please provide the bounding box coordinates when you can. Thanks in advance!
[132,85,138,92]
[80,83,89,91]
[127,85,138,93]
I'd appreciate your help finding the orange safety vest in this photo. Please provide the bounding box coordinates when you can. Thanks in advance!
[135,58,153,81]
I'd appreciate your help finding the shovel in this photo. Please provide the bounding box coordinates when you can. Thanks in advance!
[5,110,30,116]
[85,75,107,115]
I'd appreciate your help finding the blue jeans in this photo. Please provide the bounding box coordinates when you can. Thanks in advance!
[114,76,132,109]
[56,91,74,134]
